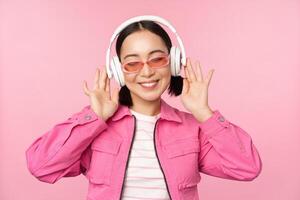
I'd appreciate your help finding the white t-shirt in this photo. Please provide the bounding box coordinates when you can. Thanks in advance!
[121,109,170,200]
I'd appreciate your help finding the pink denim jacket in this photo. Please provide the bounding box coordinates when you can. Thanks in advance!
[26,99,262,200]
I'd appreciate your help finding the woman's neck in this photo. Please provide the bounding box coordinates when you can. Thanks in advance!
[129,98,161,116]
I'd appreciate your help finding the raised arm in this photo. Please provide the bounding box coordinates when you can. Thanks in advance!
[26,66,120,184]
[197,110,262,181]
[25,105,108,183]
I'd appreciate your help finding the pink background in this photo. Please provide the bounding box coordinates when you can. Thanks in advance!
[1,0,299,199]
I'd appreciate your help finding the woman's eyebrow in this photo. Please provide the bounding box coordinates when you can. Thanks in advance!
[123,49,166,60]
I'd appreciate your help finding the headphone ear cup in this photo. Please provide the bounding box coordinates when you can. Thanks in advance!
[174,46,181,76]
[170,46,181,76]
[170,47,176,76]
[111,56,125,87]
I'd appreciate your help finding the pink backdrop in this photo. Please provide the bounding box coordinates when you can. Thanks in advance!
[1,0,299,199]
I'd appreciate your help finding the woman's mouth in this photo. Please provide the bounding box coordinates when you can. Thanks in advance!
[139,80,159,90]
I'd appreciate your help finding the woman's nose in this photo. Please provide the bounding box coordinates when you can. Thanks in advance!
[139,63,155,76]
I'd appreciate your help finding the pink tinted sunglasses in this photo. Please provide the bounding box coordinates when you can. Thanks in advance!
[121,54,170,74]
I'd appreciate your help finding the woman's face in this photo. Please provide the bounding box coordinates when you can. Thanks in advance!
[120,30,171,104]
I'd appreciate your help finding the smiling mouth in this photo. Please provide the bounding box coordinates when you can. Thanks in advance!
[138,79,159,84]
[139,80,159,88]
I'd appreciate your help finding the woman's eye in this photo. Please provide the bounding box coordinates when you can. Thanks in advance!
[127,62,139,66]
[150,57,164,62]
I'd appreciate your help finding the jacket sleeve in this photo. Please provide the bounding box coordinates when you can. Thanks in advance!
[197,110,262,181]
[25,105,108,184]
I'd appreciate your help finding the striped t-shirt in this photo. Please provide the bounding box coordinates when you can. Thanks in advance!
[121,109,170,200]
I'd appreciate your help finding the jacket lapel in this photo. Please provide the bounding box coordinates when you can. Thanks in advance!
[110,98,182,123]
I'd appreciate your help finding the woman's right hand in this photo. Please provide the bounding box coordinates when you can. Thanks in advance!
[83,67,119,121]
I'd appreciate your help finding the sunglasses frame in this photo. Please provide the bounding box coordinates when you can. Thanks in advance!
[121,54,170,74]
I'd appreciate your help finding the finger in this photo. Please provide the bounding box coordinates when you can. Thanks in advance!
[195,61,203,82]
[186,58,196,82]
[182,78,189,94]
[104,68,110,92]
[99,67,107,91]
[111,88,119,105]
[105,74,110,92]
[93,68,100,90]
[184,59,191,81]
[83,80,91,96]
[206,69,214,85]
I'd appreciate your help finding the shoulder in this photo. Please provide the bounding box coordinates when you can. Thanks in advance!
[170,106,198,124]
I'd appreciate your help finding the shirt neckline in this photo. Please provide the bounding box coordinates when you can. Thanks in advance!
[129,109,160,122]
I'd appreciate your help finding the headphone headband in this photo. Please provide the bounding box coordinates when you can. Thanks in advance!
[105,15,186,79]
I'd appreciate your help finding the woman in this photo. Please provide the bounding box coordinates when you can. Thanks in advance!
[26,20,262,200]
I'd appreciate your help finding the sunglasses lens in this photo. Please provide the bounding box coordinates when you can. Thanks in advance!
[123,61,143,73]
[122,55,169,73]
[148,55,169,68]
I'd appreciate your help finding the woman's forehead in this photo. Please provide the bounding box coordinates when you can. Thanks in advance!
[123,49,167,60]
[120,31,168,59]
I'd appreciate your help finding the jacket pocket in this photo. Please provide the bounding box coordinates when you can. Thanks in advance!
[178,174,201,190]
[164,137,200,159]
[178,174,201,200]
[163,137,201,192]
[87,138,122,185]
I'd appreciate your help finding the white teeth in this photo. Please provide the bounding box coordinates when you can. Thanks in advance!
[140,81,158,87]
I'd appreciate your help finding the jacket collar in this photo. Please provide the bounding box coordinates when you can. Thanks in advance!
[111,98,182,123]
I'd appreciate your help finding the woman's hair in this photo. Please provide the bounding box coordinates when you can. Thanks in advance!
[115,20,183,107]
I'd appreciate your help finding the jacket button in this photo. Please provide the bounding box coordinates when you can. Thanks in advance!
[84,115,92,120]
[218,116,225,122]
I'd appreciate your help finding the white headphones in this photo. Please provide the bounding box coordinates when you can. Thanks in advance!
[105,15,187,87]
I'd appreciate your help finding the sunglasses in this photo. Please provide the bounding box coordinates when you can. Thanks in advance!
[121,54,170,74]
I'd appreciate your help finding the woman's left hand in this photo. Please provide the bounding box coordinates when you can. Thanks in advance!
[180,58,215,123]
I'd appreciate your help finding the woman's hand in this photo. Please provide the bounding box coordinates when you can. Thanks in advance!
[83,67,119,121]
[180,58,215,123]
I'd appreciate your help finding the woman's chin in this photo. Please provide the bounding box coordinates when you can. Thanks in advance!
[137,93,161,102]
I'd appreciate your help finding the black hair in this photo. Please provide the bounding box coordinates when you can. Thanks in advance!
[116,20,183,107]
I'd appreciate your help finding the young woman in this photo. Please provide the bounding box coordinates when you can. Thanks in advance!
[26,20,262,200]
